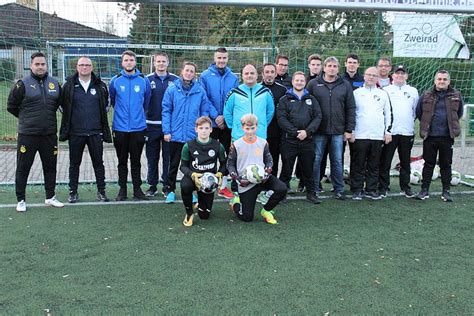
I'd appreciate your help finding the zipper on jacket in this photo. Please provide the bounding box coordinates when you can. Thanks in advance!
[128,78,131,132]
[250,87,253,113]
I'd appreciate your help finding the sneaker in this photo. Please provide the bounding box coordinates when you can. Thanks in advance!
[441,190,453,202]
[183,214,194,227]
[133,189,149,200]
[218,187,234,199]
[416,190,430,200]
[97,191,110,202]
[116,188,127,201]
[352,192,363,201]
[334,192,346,200]
[260,209,278,225]
[16,200,26,212]
[297,181,306,193]
[68,191,78,203]
[379,190,387,198]
[257,191,270,205]
[365,191,382,200]
[229,196,241,214]
[165,191,176,204]
[306,192,322,204]
[403,189,415,198]
[145,185,158,197]
[45,196,64,208]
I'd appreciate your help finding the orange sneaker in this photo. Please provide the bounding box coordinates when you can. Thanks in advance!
[218,187,234,199]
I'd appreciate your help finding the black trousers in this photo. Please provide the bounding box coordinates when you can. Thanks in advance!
[210,127,231,154]
[181,175,215,219]
[68,134,106,192]
[236,175,287,222]
[16,134,57,201]
[267,137,281,177]
[279,140,315,193]
[113,130,146,189]
[146,129,170,187]
[378,135,414,192]
[350,139,383,193]
[421,136,453,191]
[167,141,184,192]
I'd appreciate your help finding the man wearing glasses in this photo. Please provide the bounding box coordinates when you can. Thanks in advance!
[376,57,393,88]
[275,55,292,89]
[59,56,112,203]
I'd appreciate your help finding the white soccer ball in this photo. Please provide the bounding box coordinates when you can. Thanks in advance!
[410,170,421,185]
[451,170,461,186]
[199,172,219,194]
[432,165,440,180]
[244,164,266,184]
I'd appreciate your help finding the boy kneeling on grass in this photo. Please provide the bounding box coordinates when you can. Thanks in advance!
[180,116,227,227]
[227,114,287,224]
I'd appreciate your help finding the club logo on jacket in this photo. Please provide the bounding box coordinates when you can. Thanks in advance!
[20,145,26,153]
[134,85,140,93]
[90,88,96,95]
[305,99,312,105]
[404,92,411,99]
[48,82,57,92]
[120,85,125,92]
[208,149,215,157]
[150,81,156,89]
[373,95,381,102]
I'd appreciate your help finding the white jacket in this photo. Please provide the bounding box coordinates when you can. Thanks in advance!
[354,85,392,140]
[383,83,419,136]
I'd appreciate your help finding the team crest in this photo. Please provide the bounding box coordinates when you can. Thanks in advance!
[120,85,125,92]
[90,88,96,95]
[134,85,140,93]
[404,92,411,98]
[20,145,26,153]
[305,99,312,105]
[373,95,381,102]
[49,82,55,89]
[208,149,215,157]
[150,81,156,89]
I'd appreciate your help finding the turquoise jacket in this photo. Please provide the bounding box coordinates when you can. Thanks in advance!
[224,83,274,140]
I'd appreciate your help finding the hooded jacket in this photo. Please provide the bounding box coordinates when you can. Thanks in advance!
[109,69,151,132]
[162,79,212,143]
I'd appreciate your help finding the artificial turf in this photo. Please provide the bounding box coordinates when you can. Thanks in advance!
[1,184,473,314]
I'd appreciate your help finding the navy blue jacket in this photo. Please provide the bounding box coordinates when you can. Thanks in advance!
[146,71,179,131]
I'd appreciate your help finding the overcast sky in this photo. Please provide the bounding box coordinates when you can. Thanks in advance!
[0,0,131,37]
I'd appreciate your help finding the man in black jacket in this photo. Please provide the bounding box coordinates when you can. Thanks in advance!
[261,63,287,177]
[343,53,364,90]
[307,56,356,200]
[275,55,292,89]
[278,72,322,204]
[59,56,112,203]
[7,52,64,212]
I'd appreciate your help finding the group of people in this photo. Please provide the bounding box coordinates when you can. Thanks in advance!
[7,49,464,226]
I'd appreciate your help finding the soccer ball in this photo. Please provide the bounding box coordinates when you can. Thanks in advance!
[451,170,461,186]
[244,164,266,184]
[410,170,422,185]
[199,172,219,194]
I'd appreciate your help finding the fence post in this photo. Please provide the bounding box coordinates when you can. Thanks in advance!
[271,7,276,61]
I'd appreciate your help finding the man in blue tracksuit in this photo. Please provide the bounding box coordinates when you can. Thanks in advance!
[145,52,179,197]
[109,50,151,201]
[224,64,274,141]
[162,61,215,203]
[200,47,239,199]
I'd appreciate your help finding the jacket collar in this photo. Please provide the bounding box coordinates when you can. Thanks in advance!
[286,88,309,100]
[120,69,141,78]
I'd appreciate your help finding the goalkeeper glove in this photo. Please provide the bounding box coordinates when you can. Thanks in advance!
[191,172,203,190]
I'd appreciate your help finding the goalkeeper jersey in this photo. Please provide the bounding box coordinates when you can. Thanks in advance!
[180,138,226,177]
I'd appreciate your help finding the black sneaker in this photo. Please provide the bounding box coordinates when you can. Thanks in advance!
[352,192,363,201]
[145,185,158,197]
[297,181,306,193]
[365,191,382,200]
[403,189,415,198]
[441,190,453,202]
[97,191,110,202]
[334,192,346,200]
[133,189,149,200]
[116,188,127,201]
[68,191,78,203]
[415,190,429,200]
[379,190,387,198]
[306,192,322,204]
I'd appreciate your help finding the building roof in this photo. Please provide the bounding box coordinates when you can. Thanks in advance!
[0,2,119,45]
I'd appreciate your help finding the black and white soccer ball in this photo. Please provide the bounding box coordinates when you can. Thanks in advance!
[200,172,219,194]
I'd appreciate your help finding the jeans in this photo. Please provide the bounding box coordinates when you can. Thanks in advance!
[313,134,344,193]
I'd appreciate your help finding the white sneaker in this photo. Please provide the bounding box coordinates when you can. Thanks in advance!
[16,200,26,212]
[45,196,64,208]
